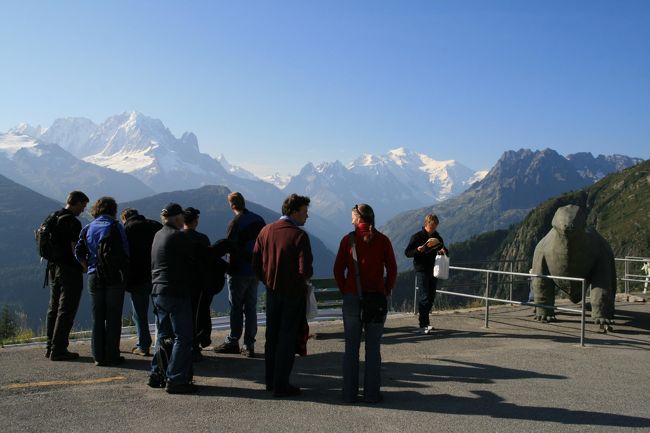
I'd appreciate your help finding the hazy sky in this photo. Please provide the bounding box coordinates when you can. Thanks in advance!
[1,1,648,176]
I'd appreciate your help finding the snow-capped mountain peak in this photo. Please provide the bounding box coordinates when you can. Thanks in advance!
[8,123,45,139]
[215,154,259,181]
[262,172,291,189]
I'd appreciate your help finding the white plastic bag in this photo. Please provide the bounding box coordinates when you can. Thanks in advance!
[433,254,450,280]
[306,282,318,320]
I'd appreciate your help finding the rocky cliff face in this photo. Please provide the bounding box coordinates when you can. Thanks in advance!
[383,149,642,270]
[497,158,650,274]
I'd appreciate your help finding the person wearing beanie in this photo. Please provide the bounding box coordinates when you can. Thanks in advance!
[182,207,212,362]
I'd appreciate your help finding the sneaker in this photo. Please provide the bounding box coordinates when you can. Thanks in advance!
[132,346,150,356]
[421,325,434,335]
[241,346,255,358]
[213,342,240,354]
[50,351,80,361]
[273,384,301,398]
[147,374,166,388]
[165,382,198,394]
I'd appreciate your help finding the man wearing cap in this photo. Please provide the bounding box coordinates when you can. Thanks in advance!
[148,203,197,394]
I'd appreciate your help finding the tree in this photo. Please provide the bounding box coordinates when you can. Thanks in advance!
[0,304,19,340]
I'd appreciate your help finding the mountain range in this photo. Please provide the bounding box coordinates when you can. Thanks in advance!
[282,147,487,231]
[2,111,495,248]
[0,133,155,202]
[383,148,643,270]
[3,111,643,256]
[388,158,650,308]
[0,176,335,330]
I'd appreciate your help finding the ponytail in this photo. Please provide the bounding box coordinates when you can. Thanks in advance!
[363,225,374,243]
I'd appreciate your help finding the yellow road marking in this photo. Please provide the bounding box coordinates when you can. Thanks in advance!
[1,376,127,390]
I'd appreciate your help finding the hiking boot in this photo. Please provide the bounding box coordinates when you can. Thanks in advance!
[273,384,301,398]
[165,382,198,394]
[241,346,255,358]
[50,351,80,361]
[213,342,240,354]
[147,374,166,388]
[132,346,150,356]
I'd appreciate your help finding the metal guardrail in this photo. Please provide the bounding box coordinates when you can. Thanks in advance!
[615,256,650,294]
[414,265,588,346]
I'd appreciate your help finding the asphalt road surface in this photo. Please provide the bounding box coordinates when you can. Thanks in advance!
[1,299,649,433]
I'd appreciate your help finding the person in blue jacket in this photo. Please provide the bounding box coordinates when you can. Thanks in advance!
[75,196,129,366]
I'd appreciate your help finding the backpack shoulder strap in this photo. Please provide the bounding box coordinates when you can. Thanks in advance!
[349,232,363,299]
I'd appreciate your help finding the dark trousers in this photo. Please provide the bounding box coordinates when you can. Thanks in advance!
[342,294,385,402]
[128,285,152,352]
[88,273,125,363]
[191,289,214,350]
[46,264,83,355]
[265,289,305,392]
[151,294,193,384]
[416,271,438,328]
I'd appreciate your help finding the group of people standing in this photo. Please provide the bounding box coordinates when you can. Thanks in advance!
[41,189,447,402]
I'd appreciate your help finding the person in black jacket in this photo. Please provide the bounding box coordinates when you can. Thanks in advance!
[121,208,162,356]
[148,203,196,394]
[182,207,211,362]
[404,214,448,334]
[44,190,89,361]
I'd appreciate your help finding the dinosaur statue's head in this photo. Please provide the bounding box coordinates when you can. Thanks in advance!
[551,205,586,237]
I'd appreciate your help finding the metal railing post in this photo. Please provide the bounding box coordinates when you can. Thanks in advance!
[413,277,418,315]
[509,261,514,302]
[580,278,586,347]
[484,272,490,328]
[623,257,630,295]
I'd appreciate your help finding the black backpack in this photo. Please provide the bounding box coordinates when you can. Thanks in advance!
[150,336,194,386]
[35,211,70,262]
[96,221,129,286]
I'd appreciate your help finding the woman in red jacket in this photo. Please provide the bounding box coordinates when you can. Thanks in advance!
[333,203,397,403]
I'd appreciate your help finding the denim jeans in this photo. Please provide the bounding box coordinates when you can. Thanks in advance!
[128,285,152,352]
[46,263,83,355]
[150,294,193,385]
[265,289,304,392]
[88,273,125,363]
[226,275,259,348]
[416,271,438,328]
[342,293,385,402]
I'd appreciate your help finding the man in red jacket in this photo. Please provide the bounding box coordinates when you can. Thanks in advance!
[252,194,313,398]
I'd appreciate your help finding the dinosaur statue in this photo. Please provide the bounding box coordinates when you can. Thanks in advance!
[531,204,616,332]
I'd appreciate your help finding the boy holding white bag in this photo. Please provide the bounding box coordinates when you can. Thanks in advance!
[404,214,448,334]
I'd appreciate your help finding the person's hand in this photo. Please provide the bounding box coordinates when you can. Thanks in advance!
[417,245,425,252]
[426,238,440,248]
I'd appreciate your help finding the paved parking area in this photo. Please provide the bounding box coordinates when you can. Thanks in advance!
[1,299,649,433]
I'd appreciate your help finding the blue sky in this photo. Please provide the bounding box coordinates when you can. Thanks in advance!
[1,0,648,176]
